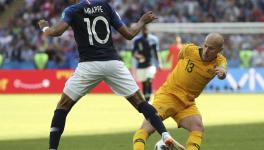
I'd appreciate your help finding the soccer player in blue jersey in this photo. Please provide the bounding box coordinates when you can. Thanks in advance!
[38,0,178,149]
[133,25,161,102]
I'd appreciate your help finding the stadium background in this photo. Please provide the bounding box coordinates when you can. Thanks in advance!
[0,0,264,150]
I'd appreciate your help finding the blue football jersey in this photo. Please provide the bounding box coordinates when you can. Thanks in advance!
[61,0,124,61]
[133,34,159,68]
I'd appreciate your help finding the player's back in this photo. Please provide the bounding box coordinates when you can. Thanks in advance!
[62,0,124,62]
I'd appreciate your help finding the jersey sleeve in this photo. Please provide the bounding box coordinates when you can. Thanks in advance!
[107,3,124,30]
[217,54,228,70]
[60,7,73,24]
[178,44,189,59]
[178,43,197,59]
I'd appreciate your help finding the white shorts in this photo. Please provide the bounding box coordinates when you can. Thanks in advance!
[63,60,139,101]
[136,66,157,82]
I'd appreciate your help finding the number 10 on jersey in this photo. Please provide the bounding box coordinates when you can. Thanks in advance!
[84,16,110,45]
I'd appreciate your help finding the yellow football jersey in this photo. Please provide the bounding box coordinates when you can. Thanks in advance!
[158,43,227,102]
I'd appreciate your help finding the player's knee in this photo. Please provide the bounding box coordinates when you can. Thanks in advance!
[56,93,76,111]
[189,121,204,132]
[126,90,145,110]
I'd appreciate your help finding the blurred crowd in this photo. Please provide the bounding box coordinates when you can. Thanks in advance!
[0,0,264,69]
[112,0,264,24]
[0,0,13,13]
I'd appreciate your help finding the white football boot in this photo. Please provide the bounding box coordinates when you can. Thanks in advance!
[162,132,185,150]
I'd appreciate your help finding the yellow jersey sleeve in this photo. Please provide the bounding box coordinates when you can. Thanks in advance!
[216,54,228,70]
[178,43,197,60]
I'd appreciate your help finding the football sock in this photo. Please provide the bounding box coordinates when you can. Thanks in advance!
[49,109,68,150]
[138,101,166,135]
[133,129,149,150]
[186,131,203,150]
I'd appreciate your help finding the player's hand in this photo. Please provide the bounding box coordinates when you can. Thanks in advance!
[214,66,226,80]
[140,11,158,24]
[38,20,49,30]
[138,55,145,63]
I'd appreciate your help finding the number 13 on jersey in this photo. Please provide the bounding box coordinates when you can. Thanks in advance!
[185,59,195,73]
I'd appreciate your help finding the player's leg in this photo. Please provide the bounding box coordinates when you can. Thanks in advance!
[104,61,172,141]
[136,68,152,102]
[133,119,156,150]
[142,66,156,102]
[142,78,152,102]
[133,92,186,150]
[126,91,169,136]
[178,114,204,150]
[49,62,103,150]
[49,93,76,150]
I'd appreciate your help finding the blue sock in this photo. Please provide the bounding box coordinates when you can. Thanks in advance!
[49,109,68,150]
[138,101,166,135]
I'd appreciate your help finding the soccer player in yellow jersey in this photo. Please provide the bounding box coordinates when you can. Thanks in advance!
[133,33,227,150]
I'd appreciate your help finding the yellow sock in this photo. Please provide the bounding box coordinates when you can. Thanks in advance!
[133,129,149,150]
[186,131,203,150]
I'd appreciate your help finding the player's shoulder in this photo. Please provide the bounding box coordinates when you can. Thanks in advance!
[181,43,199,53]
[63,2,82,13]
[148,34,159,42]
[148,34,158,40]
[182,43,198,50]
[133,35,143,43]
[217,53,227,61]
[92,0,112,9]
[148,34,159,45]
[65,0,108,10]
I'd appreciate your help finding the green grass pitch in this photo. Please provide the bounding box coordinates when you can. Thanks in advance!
[0,94,264,150]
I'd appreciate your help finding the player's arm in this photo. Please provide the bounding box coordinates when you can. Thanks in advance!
[134,51,145,63]
[152,42,162,68]
[38,6,72,37]
[117,11,157,40]
[38,20,69,37]
[215,56,228,80]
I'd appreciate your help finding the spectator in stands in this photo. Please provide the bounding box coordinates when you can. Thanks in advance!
[0,0,13,12]
[239,50,253,68]
[167,35,183,70]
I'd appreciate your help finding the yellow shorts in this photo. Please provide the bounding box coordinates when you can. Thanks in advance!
[152,92,201,124]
